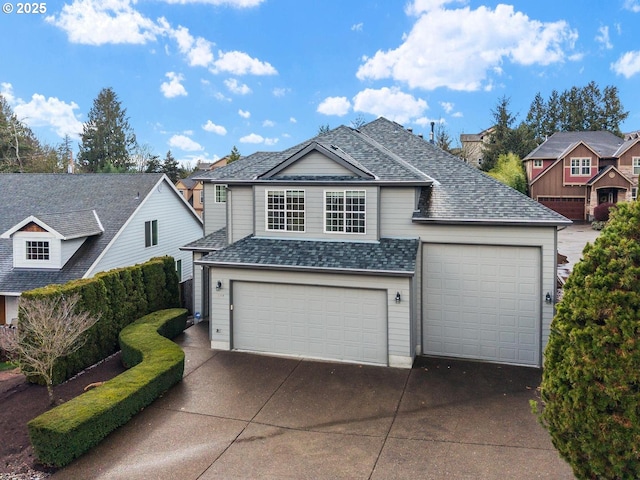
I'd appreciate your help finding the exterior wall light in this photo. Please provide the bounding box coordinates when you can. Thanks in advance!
[395,292,401,303]
[216,280,222,291]
[545,292,552,304]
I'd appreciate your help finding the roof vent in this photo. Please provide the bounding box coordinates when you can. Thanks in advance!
[407,127,413,133]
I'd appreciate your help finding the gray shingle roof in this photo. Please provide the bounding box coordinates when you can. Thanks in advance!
[198,236,418,276]
[195,117,569,226]
[0,173,165,294]
[26,210,104,239]
[181,227,228,251]
[524,131,624,160]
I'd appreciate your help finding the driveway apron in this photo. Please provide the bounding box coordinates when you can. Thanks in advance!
[52,322,574,480]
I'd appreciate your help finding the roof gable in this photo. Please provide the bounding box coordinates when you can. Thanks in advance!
[1,210,104,240]
[258,142,376,180]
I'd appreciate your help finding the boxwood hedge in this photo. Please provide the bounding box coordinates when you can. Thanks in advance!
[27,308,187,468]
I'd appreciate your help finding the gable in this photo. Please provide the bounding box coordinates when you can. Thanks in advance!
[277,151,360,177]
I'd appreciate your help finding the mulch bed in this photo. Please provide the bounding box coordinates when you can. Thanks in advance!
[0,354,126,477]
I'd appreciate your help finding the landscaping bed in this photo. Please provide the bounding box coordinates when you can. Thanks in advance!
[0,354,125,477]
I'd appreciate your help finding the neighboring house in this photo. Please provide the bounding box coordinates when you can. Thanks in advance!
[176,157,230,217]
[459,127,494,168]
[183,117,570,369]
[0,173,203,325]
[175,174,205,217]
[523,131,640,221]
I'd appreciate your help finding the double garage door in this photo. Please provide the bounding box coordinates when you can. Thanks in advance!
[538,197,585,221]
[232,282,388,365]
[423,244,541,366]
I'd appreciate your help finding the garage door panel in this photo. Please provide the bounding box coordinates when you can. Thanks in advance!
[423,244,541,366]
[233,282,387,365]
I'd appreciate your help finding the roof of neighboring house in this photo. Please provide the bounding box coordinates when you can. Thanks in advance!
[523,131,625,160]
[176,172,203,190]
[0,173,176,294]
[197,236,419,276]
[586,165,634,186]
[195,117,568,226]
[181,227,228,252]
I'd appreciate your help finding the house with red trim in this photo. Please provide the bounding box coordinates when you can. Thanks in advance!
[523,131,640,221]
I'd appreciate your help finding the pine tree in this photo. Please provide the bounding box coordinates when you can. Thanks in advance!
[162,150,179,182]
[78,87,137,172]
[228,145,241,163]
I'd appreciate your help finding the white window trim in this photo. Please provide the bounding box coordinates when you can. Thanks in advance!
[25,240,50,261]
[145,220,158,248]
[323,189,367,235]
[632,187,638,201]
[265,189,306,232]
[633,157,640,176]
[533,159,543,168]
[214,184,227,203]
[570,157,591,176]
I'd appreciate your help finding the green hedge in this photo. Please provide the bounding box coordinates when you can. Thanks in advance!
[22,256,180,385]
[27,308,187,468]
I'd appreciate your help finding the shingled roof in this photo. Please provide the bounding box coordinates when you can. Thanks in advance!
[195,117,568,226]
[523,131,624,160]
[199,236,419,275]
[0,173,166,294]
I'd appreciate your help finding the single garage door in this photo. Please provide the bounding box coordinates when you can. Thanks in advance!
[232,282,388,365]
[538,197,585,221]
[422,244,540,366]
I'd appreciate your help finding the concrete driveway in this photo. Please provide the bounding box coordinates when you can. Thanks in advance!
[52,322,574,480]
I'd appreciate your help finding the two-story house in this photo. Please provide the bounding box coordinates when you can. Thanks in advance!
[523,131,640,221]
[183,118,570,369]
[0,173,203,325]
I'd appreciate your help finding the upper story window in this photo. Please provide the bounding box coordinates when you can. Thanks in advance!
[145,220,158,247]
[266,190,305,232]
[26,240,50,260]
[215,184,227,203]
[533,159,543,168]
[325,190,366,234]
[570,158,591,176]
[633,157,640,176]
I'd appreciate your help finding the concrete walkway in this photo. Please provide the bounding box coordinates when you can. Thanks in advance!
[52,322,574,480]
[557,223,600,275]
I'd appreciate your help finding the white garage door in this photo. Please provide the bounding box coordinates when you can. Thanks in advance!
[232,282,388,365]
[422,244,540,366]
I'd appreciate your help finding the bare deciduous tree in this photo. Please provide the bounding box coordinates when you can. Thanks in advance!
[1,294,99,405]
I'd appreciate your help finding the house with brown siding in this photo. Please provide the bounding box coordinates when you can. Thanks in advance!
[523,131,640,220]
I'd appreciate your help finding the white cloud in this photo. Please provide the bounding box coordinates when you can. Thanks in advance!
[224,78,252,95]
[45,0,163,45]
[212,51,277,75]
[239,133,278,145]
[352,87,427,124]
[273,87,289,97]
[238,109,251,118]
[262,120,275,127]
[160,0,264,6]
[317,96,351,116]
[289,117,297,123]
[595,26,612,49]
[439,101,454,114]
[1,83,83,138]
[351,23,363,32]
[623,0,640,12]
[170,26,215,67]
[168,134,204,151]
[611,51,640,78]
[357,3,578,91]
[160,72,188,98]
[202,120,227,135]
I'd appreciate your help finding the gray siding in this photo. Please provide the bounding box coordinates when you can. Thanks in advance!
[279,151,358,176]
[203,183,227,235]
[91,181,202,281]
[229,186,254,243]
[379,187,419,237]
[253,185,379,241]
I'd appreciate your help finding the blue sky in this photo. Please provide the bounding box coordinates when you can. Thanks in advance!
[2,0,640,168]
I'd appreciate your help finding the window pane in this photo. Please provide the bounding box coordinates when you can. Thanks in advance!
[26,241,50,260]
[152,220,158,245]
[145,221,151,247]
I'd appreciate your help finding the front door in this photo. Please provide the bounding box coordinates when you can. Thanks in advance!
[598,189,617,204]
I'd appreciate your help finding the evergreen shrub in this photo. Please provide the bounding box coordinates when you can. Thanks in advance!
[27,308,187,468]
[537,201,640,479]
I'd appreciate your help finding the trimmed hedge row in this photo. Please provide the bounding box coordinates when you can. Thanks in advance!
[22,256,180,385]
[27,308,188,468]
